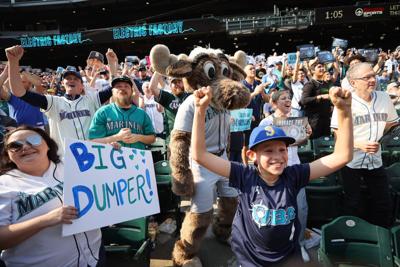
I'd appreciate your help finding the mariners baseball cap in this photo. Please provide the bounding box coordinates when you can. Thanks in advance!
[249,125,295,150]
[111,76,133,87]
[88,51,104,63]
[61,70,83,82]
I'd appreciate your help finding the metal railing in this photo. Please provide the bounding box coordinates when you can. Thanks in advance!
[224,10,315,33]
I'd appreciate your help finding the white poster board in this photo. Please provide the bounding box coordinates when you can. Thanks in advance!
[62,139,160,236]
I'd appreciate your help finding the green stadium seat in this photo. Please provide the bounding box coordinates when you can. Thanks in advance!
[298,139,314,163]
[386,163,400,221]
[382,135,400,167]
[391,225,400,266]
[305,184,343,224]
[154,160,172,175]
[154,160,182,234]
[318,216,394,267]
[312,136,335,159]
[102,217,151,266]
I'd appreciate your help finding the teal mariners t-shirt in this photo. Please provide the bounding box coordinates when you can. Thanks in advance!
[89,103,155,149]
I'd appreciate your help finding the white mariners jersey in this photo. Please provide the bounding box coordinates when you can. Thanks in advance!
[44,94,101,155]
[0,162,101,267]
[331,91,399,169]
[173,94,230,153]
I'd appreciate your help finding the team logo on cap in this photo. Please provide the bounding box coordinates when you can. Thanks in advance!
[264,126,275,136]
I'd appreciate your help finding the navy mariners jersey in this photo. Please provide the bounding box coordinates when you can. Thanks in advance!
[229,162,310,266]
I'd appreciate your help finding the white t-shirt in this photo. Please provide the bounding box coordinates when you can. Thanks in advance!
[259,113,300,166]
[143,95,164,134]
[330,91,399,169]
[291,80,306,111]
[0,162,102,267]
[43,94,101,155]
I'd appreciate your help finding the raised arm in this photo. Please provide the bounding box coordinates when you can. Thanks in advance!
[0,64,10,101]
[5,46,26,97]
[309,87,353,180]
[106,48,118,80]
[149,71,163,98]
[191,86,231,178]
[292,51,301,83]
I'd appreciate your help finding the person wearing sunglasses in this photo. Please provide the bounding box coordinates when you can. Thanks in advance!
[331,62,400,228]
[0,126,103,266]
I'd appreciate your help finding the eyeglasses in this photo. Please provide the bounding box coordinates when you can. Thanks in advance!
[353,74,376,81]
[5,134,42,153]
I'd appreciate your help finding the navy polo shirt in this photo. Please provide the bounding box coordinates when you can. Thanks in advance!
[229,162,310,266]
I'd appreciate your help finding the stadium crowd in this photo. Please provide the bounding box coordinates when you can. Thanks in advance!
[0,42,400,266]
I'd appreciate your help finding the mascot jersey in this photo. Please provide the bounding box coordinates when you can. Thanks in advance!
[174,94,229,153]
[229,162,310,267]
[89,103,155,149]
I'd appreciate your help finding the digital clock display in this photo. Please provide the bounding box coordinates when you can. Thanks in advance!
[315,4,394,25]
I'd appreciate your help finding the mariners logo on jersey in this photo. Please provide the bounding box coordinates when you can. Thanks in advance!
[59,109,91,121]
[16,182,64,219]
[250,199,296,228]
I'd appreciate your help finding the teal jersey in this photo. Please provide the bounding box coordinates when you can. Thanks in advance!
[156,90,190,143]
[89,103,155,149]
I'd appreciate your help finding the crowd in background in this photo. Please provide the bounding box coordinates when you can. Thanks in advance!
[0,42,400,266]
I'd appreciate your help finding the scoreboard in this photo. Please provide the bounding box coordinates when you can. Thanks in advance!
[315,3,400,25]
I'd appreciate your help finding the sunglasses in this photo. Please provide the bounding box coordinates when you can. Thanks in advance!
[6,134,42,153]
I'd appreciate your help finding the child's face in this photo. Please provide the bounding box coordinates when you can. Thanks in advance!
[273,92,291,115]
[249,140,288,179]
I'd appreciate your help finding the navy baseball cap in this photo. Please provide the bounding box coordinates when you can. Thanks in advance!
[111,76,133,87]
[249,125,295,149]
[61,70,83,82]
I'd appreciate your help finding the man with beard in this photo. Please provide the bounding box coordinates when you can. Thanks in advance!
[148,72,190,144]
[331,62,399,227]
[89,76,155,149]
[6,45,118,155]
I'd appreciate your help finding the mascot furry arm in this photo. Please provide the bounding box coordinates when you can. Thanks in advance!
[150,44,250,197]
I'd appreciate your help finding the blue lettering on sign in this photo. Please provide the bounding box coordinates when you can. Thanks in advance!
[72,175,153,217]
[20,32,92,48]
[113,21,195,40]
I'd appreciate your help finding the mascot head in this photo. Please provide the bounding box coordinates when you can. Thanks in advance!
[150,44,250,110]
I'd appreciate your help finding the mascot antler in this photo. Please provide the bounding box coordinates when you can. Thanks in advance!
[150,44,179,76]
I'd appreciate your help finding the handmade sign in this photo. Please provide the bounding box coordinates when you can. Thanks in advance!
[62,139,160,236]
[230,108,253,132]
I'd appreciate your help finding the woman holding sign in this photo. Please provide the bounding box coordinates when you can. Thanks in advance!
[259,90,312,262]
[0,126,103,267]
